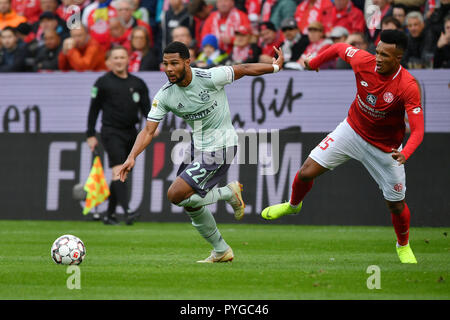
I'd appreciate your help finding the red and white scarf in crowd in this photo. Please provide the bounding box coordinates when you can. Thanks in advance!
[210,8,243,52]
[128,51,142,73]
[300,38,331,61]
[261,0,276,21]
[246,0,277,22]
[232,45,250,63]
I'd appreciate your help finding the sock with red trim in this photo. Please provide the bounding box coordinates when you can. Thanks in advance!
[391,203,411,246]
[290,171,314,206]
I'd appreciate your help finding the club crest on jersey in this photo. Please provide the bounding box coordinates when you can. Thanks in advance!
[383,92,394,103]
[177,103,185,110]
[366,93,377,106]
[394,183,403,192]
[199,90,210,102]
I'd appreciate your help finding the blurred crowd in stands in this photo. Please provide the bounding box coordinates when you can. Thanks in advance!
[0,0,449,72]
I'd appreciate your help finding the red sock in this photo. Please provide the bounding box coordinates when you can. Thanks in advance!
[391,203,411,246]
[290,171,313,206]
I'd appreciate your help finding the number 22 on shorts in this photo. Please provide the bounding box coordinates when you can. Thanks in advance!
[319,136,335,150]
[186,162,207,184]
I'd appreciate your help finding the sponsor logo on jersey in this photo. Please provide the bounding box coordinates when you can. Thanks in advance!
[383,92,394,103]
[366,93,377,106]
[357,95,386,118]
[412,107,422,114]
[199,90,210,102]
[182,101,217,121]
[360,81,368,87]
[394,183,403,192]
[177,103,185,109]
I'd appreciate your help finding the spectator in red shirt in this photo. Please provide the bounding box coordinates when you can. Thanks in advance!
[323,0,365,36]
[298,21,332,68]
[82,0,118,52]
[258,21,284,63]
[245,0,298,30]
[108,17,132,52]
[115,0,152,46]
[227,24,261,64]
[200,0,251,54]
[11,0,41,24]
[372,0,393,19]
[188,0,213,49]
[58,24,107,71]
[294,0,333,35]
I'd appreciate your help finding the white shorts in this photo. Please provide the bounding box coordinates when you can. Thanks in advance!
[309,119,406,202]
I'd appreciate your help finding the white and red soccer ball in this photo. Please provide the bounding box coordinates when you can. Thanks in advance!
[51,235,86,265]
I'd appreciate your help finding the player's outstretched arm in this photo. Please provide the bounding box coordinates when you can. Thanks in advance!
[119,120,159,182]
[303,56,319,72]
[232,46,284,80]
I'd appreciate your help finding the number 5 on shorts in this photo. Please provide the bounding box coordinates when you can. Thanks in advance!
[319,136,334,150]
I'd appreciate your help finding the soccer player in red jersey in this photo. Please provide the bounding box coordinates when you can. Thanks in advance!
[261,30,424,264]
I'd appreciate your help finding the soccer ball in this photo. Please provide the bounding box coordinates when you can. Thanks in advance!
[51,235,86,265]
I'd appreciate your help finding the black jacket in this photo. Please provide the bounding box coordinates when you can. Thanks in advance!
[160,5,194,50]
[434,44,450,69]
[402,28,435,68]
[280,34,309,63]
[0,41,28,72]
[139,47,160,71]
[34,44,62,71]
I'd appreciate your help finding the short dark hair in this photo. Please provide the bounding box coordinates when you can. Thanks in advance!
[380,30,408,52]
[188,0,206,15]
[392,3,407,14]
[1,26,17,36]
[381,16,402,29]
[164,41,190,59]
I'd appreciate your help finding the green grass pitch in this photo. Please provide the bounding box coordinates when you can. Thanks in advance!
[0,220,448,300]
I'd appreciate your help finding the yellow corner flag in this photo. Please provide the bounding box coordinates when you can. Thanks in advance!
[83,156,110,215]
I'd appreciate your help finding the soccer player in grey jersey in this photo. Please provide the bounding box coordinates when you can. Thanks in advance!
[119,41,284,263]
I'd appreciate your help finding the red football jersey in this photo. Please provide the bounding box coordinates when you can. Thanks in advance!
[309,43,424,160]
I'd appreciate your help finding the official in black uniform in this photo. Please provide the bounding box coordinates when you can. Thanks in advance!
[87,45,151,225]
